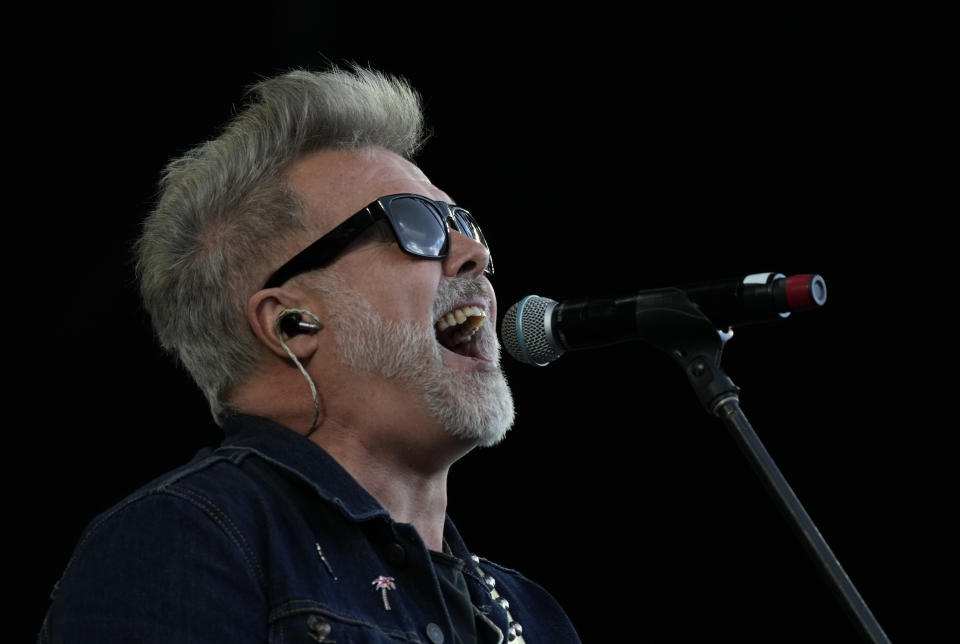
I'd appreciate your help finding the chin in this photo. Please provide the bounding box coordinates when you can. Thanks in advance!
[427,367,516,448]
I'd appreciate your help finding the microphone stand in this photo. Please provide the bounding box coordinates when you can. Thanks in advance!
[635,291,890,644]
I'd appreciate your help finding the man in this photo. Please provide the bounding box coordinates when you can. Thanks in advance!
[39,67,581,643]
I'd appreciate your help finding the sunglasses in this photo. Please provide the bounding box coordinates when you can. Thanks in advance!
[263,193,493,289]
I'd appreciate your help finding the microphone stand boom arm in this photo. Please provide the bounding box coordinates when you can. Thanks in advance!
[586,289,890,643]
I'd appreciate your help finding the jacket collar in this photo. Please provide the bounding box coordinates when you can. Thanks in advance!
[219,414,477,559]
[220,414,389,522]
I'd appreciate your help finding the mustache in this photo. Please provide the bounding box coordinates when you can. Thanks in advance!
[433,276,501,360]
[433,276,493,320]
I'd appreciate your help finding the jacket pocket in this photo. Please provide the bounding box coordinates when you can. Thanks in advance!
[269,600,425,643]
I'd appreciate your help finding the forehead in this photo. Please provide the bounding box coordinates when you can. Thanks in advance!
[285,146,451,233]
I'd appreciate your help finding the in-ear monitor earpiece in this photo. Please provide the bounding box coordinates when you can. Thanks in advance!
[277,310,323,337]
[274,308,323,433]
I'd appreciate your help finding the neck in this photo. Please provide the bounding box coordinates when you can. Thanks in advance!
[231,370,475,551]
[312,423,463,551]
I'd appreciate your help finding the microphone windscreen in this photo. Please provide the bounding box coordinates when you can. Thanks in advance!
[501,295,564,366]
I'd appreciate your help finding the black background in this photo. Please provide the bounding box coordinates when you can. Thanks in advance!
[10,3,956,642]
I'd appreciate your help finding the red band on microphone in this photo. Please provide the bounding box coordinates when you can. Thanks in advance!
[785,274,818,311]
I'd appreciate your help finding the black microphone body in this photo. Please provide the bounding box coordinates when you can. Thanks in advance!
[502,273,827,366]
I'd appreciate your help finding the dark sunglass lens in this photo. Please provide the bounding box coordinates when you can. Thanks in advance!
[453,209,493,274]
[388,197,447,257]
[453,210,487,247]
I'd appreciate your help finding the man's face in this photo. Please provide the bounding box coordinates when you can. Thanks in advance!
[283,147,515,446]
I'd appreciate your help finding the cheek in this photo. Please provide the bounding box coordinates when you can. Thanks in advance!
[352,257,440,322]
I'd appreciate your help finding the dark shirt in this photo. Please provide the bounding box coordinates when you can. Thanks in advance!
[431,549,477,644]
[39,414,580,643]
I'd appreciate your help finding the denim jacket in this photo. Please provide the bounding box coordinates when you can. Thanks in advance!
[39,415,580,643]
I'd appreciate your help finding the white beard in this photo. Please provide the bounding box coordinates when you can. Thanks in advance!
[316,274,515,446]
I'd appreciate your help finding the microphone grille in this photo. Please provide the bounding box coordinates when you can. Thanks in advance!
[501,295,564,366]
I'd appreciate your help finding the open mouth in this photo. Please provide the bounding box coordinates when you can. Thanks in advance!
[435,305,488,357]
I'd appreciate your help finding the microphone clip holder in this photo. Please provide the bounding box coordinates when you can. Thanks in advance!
[635,290,889,644]
[628,288,740,414]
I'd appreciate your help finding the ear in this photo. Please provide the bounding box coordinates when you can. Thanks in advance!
[248,287,322,360]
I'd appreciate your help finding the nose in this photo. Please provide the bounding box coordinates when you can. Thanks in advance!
[442,229,491,278]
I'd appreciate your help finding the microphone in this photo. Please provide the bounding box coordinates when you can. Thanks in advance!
[501,272,827,366]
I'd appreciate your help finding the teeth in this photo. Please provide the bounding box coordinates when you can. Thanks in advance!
[434,306,488,344]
